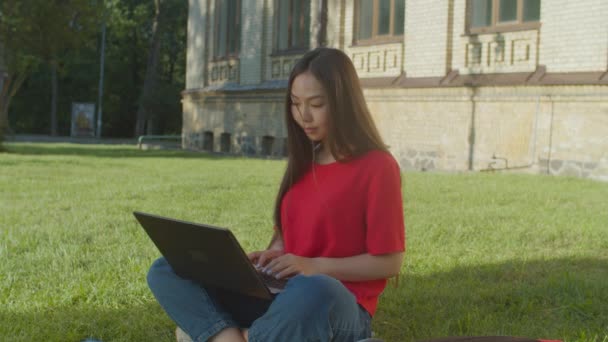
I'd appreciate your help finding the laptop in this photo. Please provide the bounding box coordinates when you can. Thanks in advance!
[134,211,287,300]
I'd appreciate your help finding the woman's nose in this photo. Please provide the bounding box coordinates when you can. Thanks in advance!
[300,106,313,122]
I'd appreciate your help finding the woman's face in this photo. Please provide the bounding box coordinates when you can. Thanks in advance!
[290,71,330,143]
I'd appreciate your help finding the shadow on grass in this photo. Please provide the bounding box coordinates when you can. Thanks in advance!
[0,302,175,342]
[3,142,232,160]
[3,258,606,342]
[375,257,608,342]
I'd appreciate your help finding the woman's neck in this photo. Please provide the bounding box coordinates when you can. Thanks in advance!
[315,143,336,165]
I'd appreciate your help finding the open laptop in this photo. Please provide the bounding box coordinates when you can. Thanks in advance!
[134,211,287,300]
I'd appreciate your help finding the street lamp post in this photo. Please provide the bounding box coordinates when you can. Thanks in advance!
[96,20,106,138]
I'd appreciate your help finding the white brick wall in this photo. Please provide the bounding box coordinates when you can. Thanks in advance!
[186,0,207,89]
[309,0,319,49]
[239,1,265,85]
[539,0,608,72]
[342,2,355,50]
[404,0,449,77]
[451,0,467,72]
[325,0,342,49]
[183,0,608,180]
[187,0,608,91]
[263,0,275,82]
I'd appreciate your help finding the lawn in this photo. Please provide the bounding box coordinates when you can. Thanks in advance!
[1,143,607,342]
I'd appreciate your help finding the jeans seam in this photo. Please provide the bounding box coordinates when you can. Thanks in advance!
[192,319,235,342]
[246,327,270,342]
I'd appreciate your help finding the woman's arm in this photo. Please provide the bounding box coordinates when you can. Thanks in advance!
[266,230,284,251]
[315,252,404,281]
[265,252,404,281]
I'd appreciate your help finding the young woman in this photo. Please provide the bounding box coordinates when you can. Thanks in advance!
[147,47,405,342]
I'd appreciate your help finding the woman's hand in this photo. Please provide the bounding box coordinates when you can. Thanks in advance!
[264,254,319,279]
[247,249,284,268]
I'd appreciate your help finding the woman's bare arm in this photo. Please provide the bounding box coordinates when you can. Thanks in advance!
[266,230,284,251]
[265,251,404,281]
[314,252,404,281]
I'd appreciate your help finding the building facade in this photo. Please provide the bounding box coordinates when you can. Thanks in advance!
[183,0,608,181]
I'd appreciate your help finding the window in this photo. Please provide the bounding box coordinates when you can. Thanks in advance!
[262,136,275,156]
[468,0,540,34]
[203,131,214,151]
[214,0,241,58]
[220,133,231,153]
[355,0,405,44]
[276,0,310,52]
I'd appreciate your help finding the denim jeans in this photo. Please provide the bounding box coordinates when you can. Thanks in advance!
[147,257,372,342]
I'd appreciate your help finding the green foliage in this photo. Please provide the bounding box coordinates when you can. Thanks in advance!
[5,0,186,137]
[1,143,607,342]
[0,0,102,137]
[0,0,100,59]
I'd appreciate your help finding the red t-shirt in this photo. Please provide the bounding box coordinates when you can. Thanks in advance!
[280,150,406,316]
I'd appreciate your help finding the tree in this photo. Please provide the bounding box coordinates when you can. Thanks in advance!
[0,2,40,145]
[5,0,186,139]
[0,0,100,140]
[134,0,163,137]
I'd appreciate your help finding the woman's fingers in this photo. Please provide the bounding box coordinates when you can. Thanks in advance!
[247,251,263,263]
[267,257,291,277]
[264,254,283,271]
[275,265,297,279]
[257,249,283,267]
[266,254,296,276]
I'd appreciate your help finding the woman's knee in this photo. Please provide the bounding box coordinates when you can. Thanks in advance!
[289,274,344,297]
[146,257,172,288]
[284,274,350,311]
[250,275,357,340]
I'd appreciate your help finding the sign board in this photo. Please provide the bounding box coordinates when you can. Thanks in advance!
[71,102,96,137]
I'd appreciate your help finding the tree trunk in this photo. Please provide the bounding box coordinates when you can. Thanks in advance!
[0,72,27,144]
[134,0,162,137]
[50,61,58,136]
[0,75,10,148]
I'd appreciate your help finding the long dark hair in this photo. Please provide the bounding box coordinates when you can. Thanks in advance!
[273,47,388,231]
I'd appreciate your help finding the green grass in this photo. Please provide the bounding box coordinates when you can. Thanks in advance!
[1,143,607,342]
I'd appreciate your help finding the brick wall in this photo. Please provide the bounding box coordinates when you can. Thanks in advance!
[183,0,608,180]
[263,0,275,82]
[366,86,608,181]
[539,0,608,72]
[404,0,449,77]
[186,0,207,89]
[239,1,265,85]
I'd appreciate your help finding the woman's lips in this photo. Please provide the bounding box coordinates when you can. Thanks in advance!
[304,127,317,134]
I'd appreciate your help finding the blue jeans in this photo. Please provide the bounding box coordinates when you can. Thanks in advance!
[147,257,372,342]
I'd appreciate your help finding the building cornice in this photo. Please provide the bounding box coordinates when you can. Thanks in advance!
[360,68,608,88]
[182,67,608,98]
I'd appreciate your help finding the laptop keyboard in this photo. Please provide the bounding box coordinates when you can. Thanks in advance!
[258,272,287,290]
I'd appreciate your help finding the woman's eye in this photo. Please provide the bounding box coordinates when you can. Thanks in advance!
[311,103,324,108]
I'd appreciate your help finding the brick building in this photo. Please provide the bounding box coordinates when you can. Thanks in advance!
[183,0,608,181]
